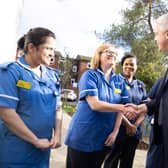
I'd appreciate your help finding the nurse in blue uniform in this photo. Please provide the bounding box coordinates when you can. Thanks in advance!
[65,44,137,168]
[104,53,147,168]
[0,27,62,168]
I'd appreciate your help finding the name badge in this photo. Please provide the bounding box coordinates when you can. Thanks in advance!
[16,80,32,89]
[114,88,121,94]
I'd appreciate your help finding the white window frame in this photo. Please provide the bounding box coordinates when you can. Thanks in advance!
[87,62,91,69]
[72,65,77,72]
[71,78,75,85]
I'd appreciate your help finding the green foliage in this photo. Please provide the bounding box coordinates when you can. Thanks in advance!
[136,62,165,92]
[60,54,74,89]
[97,0,168,91]
[115,62,122,74]
[131,37,166,92]
[131,37,164,63]
[62,104,76,116]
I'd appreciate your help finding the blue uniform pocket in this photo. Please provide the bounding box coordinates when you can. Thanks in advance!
[70,122,91,146]
[67,121,110,151]
[18,87,32,102]
[0,132,50,165]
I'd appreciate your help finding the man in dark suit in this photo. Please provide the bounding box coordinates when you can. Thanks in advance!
[125,13,168,168]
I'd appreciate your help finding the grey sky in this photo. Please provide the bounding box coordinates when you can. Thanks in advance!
[0,0,128,62]
[18,0,128,58]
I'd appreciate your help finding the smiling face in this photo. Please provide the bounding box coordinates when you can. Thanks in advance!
[100,47,117,70]
[36,37,56,66]
[122,57,137,79]
[28,36,56,66]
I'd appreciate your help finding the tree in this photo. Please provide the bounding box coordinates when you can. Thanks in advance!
[60,53,74,90]
[97,0,168,91]
[59,51,74,107]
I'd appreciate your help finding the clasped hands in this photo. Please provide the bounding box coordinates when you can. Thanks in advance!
[123,103,140,119]
[34,133,61,150]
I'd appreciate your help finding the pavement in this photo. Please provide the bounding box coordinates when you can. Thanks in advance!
[50,113,147,168]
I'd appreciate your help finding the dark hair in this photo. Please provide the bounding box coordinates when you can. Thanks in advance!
[17,35,25,50]
[121,52,137,66]
[24,27,56,53]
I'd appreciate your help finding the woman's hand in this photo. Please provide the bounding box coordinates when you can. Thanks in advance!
[50,134,62,149]
[34,138,51,150]
[124,103,138,119]
[125,123,137,136]
[104,131,118,146]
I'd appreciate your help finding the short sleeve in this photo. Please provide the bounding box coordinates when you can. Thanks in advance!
[139,81,147,101]
[78,70,98,100]
[0,67,19,109]
[120,82,129,104]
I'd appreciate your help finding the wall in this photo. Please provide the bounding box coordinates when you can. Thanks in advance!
[0,0,23,63]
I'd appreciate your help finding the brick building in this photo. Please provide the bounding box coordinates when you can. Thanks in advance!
[49,52,91,95]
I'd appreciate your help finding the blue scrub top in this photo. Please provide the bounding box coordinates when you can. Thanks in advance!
[0,56,61,166]
[119,73,147,139]
[65,69,129,152]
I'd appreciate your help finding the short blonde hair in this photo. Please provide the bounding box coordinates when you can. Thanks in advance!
[156,13,168,32]
[91,43,117,69]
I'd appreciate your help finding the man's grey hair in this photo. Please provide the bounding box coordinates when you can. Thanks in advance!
[156,13,168,32]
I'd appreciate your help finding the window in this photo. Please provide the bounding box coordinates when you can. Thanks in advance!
[71,78,77,88]
[72,65,77,72]
[87,62,91,69]
[71,78,75,85]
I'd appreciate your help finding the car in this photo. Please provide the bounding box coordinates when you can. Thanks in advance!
[61,89,77,101]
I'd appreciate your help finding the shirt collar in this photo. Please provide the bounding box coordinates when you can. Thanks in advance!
[16,56,49,82]
[96,68,116,77]
[17,55,47,74]
[119,73,137,85]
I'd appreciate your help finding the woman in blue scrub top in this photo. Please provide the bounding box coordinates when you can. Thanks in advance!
[65,44,137,168]
[104,53,147,168]
[0,27,62,168]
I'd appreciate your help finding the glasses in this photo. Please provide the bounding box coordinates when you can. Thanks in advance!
[102,49,117,57]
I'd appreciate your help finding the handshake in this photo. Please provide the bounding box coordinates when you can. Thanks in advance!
[123,103,147,119]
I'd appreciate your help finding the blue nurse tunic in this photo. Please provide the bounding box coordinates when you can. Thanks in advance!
[0,56,61,168]
[119,73,147,139]
[65,69,129,152]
